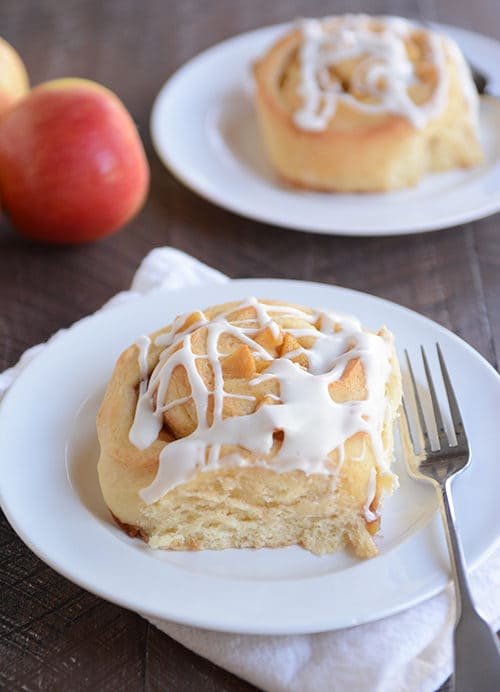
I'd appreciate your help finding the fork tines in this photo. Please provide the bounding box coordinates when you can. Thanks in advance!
[402,344,468,457]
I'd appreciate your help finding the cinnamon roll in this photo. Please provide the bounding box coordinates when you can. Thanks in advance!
[253,14,483,192]
[97,298,402,558]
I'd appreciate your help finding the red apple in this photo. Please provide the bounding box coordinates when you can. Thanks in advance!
[0,78,149,244]
[0,37,29,117]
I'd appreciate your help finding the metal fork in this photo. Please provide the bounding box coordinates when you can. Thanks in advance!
[402,344,500,692]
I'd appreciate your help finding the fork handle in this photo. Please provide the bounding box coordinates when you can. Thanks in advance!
[439,480,500,692]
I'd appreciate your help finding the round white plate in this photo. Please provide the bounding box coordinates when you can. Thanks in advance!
[151,22,500,236]
[1,279,499,634]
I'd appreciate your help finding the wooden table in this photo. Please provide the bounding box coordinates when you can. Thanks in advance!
[1,1,498,690]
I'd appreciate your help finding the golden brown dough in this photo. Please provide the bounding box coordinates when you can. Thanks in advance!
[253,14,483,192]
[97,298,402,558]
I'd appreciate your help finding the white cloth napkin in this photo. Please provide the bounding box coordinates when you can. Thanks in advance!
[1,247,499,692]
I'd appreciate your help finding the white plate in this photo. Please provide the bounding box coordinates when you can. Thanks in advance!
[151,22,500,236]
[1,279,499,634]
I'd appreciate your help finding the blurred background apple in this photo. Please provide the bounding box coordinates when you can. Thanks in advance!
[0,78,149,243]
[0,36,29,117]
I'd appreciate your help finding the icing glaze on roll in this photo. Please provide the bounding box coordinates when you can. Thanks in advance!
[128,298,395,505]
[292,14,477,130]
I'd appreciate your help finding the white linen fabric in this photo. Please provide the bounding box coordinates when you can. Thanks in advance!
[1,247,498,692]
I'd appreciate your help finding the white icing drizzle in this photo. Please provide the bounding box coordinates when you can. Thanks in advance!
[292,14,476,130]
[128,298,396,507]
[363,467,378,521]
[129,336,163,449]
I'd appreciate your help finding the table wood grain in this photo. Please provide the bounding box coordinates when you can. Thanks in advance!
[0,1,498,690]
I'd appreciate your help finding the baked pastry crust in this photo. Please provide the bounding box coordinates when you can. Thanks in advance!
[253,15,483,192]
[97,298,402,558]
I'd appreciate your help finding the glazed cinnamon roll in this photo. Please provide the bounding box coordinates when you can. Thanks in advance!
[253,14,483,192]
[97,298,402,558]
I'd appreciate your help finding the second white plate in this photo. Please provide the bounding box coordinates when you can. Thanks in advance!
[151,22,500,236]
[0,279,499,634]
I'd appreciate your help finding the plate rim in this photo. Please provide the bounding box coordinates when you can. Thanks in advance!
[150,21,500,237]
[1,277,499,634]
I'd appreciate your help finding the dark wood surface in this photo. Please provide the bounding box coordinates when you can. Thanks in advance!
[1,1,499,690]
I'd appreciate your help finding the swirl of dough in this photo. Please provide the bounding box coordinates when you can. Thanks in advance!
[97,297,402,557]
